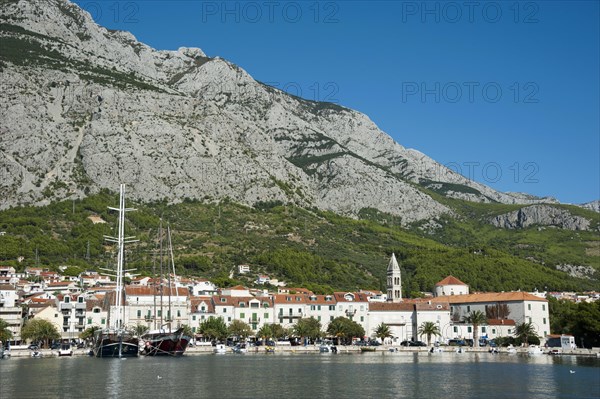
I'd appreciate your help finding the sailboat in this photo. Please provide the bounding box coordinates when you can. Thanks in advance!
[141,224,192,356]
[93,184,140,358]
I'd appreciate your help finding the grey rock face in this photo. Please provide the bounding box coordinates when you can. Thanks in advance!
[490,205,591,231]
[0,0,557,224]
[579,200,600,213]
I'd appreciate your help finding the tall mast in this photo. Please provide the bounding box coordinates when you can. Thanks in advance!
[159,218,164,328]
[104,184,137,330]
[167,224,179,328]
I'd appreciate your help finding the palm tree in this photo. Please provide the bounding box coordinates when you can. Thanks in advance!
[21,319,60,348]
[463,310,487,348]
[418,321,441,347]
[132,324,149,337]
[79,325,101,342]
[515,322,538,346]
[293,317,321,345]
[374,323,392,344]
[257,324,273,341]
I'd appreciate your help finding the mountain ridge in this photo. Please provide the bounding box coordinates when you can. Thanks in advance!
[0,0,586,226]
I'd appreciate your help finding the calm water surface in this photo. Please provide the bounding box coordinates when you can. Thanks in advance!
[1,352,599,399]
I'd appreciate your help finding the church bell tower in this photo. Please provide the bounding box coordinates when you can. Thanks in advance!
[386,253,402,303]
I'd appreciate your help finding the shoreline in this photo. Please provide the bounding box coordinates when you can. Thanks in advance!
[4,345,599,358]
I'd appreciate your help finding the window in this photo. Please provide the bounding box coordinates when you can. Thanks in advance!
[78,296,84,303]
[528,304,531,311]
[158,310,162,317]
[221,298,226,302]
[508,329,512,334]
[177,310,181,317]
[329,305,335,311]
[482,327,486,333]
[330,316,334,321]
[101,318,106,325]
[310,305,315,311]
[453,326,458,333]
[239,302,246,308]
[193,315,196,321]
[542,304,546,311]
[93,308,101,314]
[87,318,92,325]
[317,305,321,311]
[318,316,321,321]
[264,313,269,319]
[223,308,227,313]
[543,318,546,325]
[137,310,141,317]
[492,328,496,334]
[467,326,472,333]
[298,308,302,314]
[467,306,470,312]
[201,306,206,312]
[227,317,231,322]
[64,296,70,303]
[192,327,196,333]
[360,316,364,322]
[240,312,245,319]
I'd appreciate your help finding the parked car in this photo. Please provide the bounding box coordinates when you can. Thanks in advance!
[400,340,426,347]
[447,339,466,347]
[51,343,61,350]
[27,344,39,350]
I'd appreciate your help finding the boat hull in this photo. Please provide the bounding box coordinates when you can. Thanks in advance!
[93,331,139,358]
[142,329,191,356]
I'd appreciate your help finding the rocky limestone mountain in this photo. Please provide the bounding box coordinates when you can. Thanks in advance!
[579,200,600,213]
[490,205,592,231]
[0,0,558,224]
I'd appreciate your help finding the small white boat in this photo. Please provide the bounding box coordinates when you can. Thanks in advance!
[429,347,443,354]
[506,344,517,354]
[455,347,465,354]
[232,343,247,354]
[319,345,338,354]
[213,344,227,354]
[31,350,43,358]
[528,345,544,356]
[58,344,73,357]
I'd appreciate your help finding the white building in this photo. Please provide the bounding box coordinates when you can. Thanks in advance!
[434,275,470,297]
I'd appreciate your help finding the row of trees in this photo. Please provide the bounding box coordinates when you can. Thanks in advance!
[196,316,367,345]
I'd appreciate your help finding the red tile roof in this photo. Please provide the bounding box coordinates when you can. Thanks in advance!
[125,286,189,297]
[435,276,468,286]
[430,291,547,304]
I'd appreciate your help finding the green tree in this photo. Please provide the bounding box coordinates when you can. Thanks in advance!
[515,322,539,346]
[374,323,392,343]
[417,321,441,347]
[21,319,60,348]
[270,324,288,340]
[199,317,228,342]
[0,318,13,343]
[79,326,101,341]
[180,324,193,338]
[463,310,487,347]
[132,324,149,337]
[257,324,272,341]
[228,320,253,341]
[326,317,365,345]
[293,317,322,344]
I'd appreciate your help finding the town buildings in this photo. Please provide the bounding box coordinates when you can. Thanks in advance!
[0,255,580,346]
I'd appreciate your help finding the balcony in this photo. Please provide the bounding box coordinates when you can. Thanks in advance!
[75,302,86,310]
[60,303,73,310]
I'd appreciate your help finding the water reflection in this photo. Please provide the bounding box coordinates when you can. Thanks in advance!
[1,353,598,399]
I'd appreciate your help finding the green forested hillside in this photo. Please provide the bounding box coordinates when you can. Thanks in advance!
[0,191,598,294]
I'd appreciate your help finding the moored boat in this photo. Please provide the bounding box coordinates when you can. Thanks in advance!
[214,343,227,354]
[528,345,544,356]
[92,184,139,358]
[141,327,191,356]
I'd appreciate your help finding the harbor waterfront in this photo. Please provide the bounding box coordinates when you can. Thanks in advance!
[1,352,599,399]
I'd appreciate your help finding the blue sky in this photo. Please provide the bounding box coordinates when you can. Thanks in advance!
[73,0,599,204]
